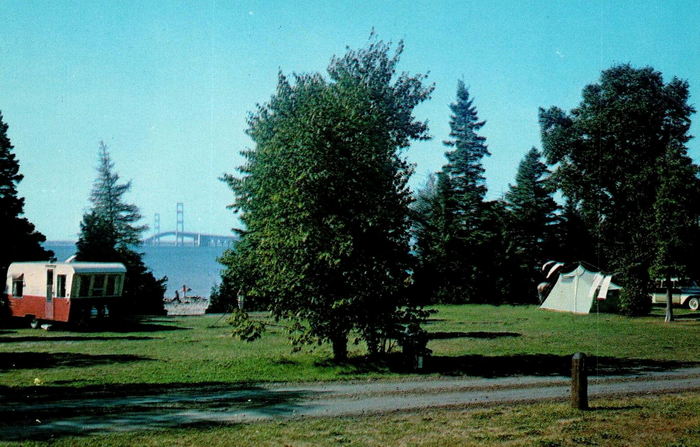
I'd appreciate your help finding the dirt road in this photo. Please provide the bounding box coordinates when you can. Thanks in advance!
[2,366,700,441]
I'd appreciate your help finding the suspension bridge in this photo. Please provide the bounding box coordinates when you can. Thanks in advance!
[143,203,236,247]
[143,231,236,247]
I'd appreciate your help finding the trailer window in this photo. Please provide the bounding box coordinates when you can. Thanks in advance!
[107,275,118,296]
[56,275,66,298]
[12,278,23,297]
[92,275,106,296]
[114,276,123,296]
[78,276,90,297]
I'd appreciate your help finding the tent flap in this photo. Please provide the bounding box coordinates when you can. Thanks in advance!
[597,275,613,300]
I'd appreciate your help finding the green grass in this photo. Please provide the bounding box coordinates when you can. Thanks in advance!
[426,304,699,361]
[5,393,700,446]
[0,305,698,392]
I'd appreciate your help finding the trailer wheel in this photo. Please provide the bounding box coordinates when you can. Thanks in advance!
[688,297,700,311]
[30,318,40,329]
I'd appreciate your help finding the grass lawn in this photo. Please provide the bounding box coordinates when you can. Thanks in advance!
[0,305,698,392]
[4,393,700,447]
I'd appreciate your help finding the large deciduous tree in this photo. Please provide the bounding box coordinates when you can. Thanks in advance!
[539,64,698,315]
[651,139,700,322]
[76,142,165,315]
[220,38,432,360]
[0,112,53,284]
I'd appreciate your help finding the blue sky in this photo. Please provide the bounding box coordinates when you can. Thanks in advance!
[1,1,699,240]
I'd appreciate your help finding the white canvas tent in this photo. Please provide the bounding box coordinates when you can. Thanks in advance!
[540,264,620,314]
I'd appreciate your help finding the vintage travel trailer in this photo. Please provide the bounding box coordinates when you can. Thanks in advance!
[5,261,127,326]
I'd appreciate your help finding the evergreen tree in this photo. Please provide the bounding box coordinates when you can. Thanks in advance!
[443,81,490,212]
[411,173,456,304]
[76,211,119,261]
[221,38,432,360]
[0,111,53,285]
[76,142,165,315]
[539,65,698,315]
[504,148,558,302]
[413,81,494,304]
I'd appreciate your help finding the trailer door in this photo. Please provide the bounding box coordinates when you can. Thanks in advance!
[46,268,54,320]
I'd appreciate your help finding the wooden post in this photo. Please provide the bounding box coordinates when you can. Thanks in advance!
[571,352,588,410]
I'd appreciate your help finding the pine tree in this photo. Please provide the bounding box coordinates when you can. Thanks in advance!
[411,173,454,304]
[443,80,490,237]
[76,142,165,315]
[0,111,53,284]
[88,142,146,246]
[504,148,558,302]
[413,81,493,304]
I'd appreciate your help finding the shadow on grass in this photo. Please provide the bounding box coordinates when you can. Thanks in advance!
[425,318,447,324]
[333,353,697,378]
[1,317,190,333]
[428,331,521,340]
[0,385,312,442]
[72,320,189,333]
[0,352,151,371]
[423,354,697,377]
[673,313,700,321]
[273,357,298,365]
[590,404,643,412]
[0,381,259,405]
[0,335,154,343]
[0,318,31,329]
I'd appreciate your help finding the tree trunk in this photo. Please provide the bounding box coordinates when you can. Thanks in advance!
[665,271,674,323]
[331,334,348,362]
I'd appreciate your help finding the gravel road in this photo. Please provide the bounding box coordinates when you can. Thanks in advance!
[2,366,700,441]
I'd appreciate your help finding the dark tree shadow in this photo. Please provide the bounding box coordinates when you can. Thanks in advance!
[0,318,32,329]
[0,352,151,371]
[0,336,154,343]
[333,353,697,378]
[71,321,189,333]
[0,381,248,403]
[0,385,313,442]
[425,318,447,324]
[0,316,190,333]
[673,313,700,321]
[413,354,697,377]
[589,404,643,412]
[428,331,521,340]
[273,357,298,365]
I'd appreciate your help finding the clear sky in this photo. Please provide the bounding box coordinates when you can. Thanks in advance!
[1,1,699,241]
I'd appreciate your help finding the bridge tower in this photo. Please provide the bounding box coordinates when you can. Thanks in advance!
[153,213,161,246]
[176,202,184,246]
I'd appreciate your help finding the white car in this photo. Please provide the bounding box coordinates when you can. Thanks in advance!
[650,279,700,311]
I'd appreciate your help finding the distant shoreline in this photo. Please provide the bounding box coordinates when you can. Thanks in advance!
[45,240,77,246]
